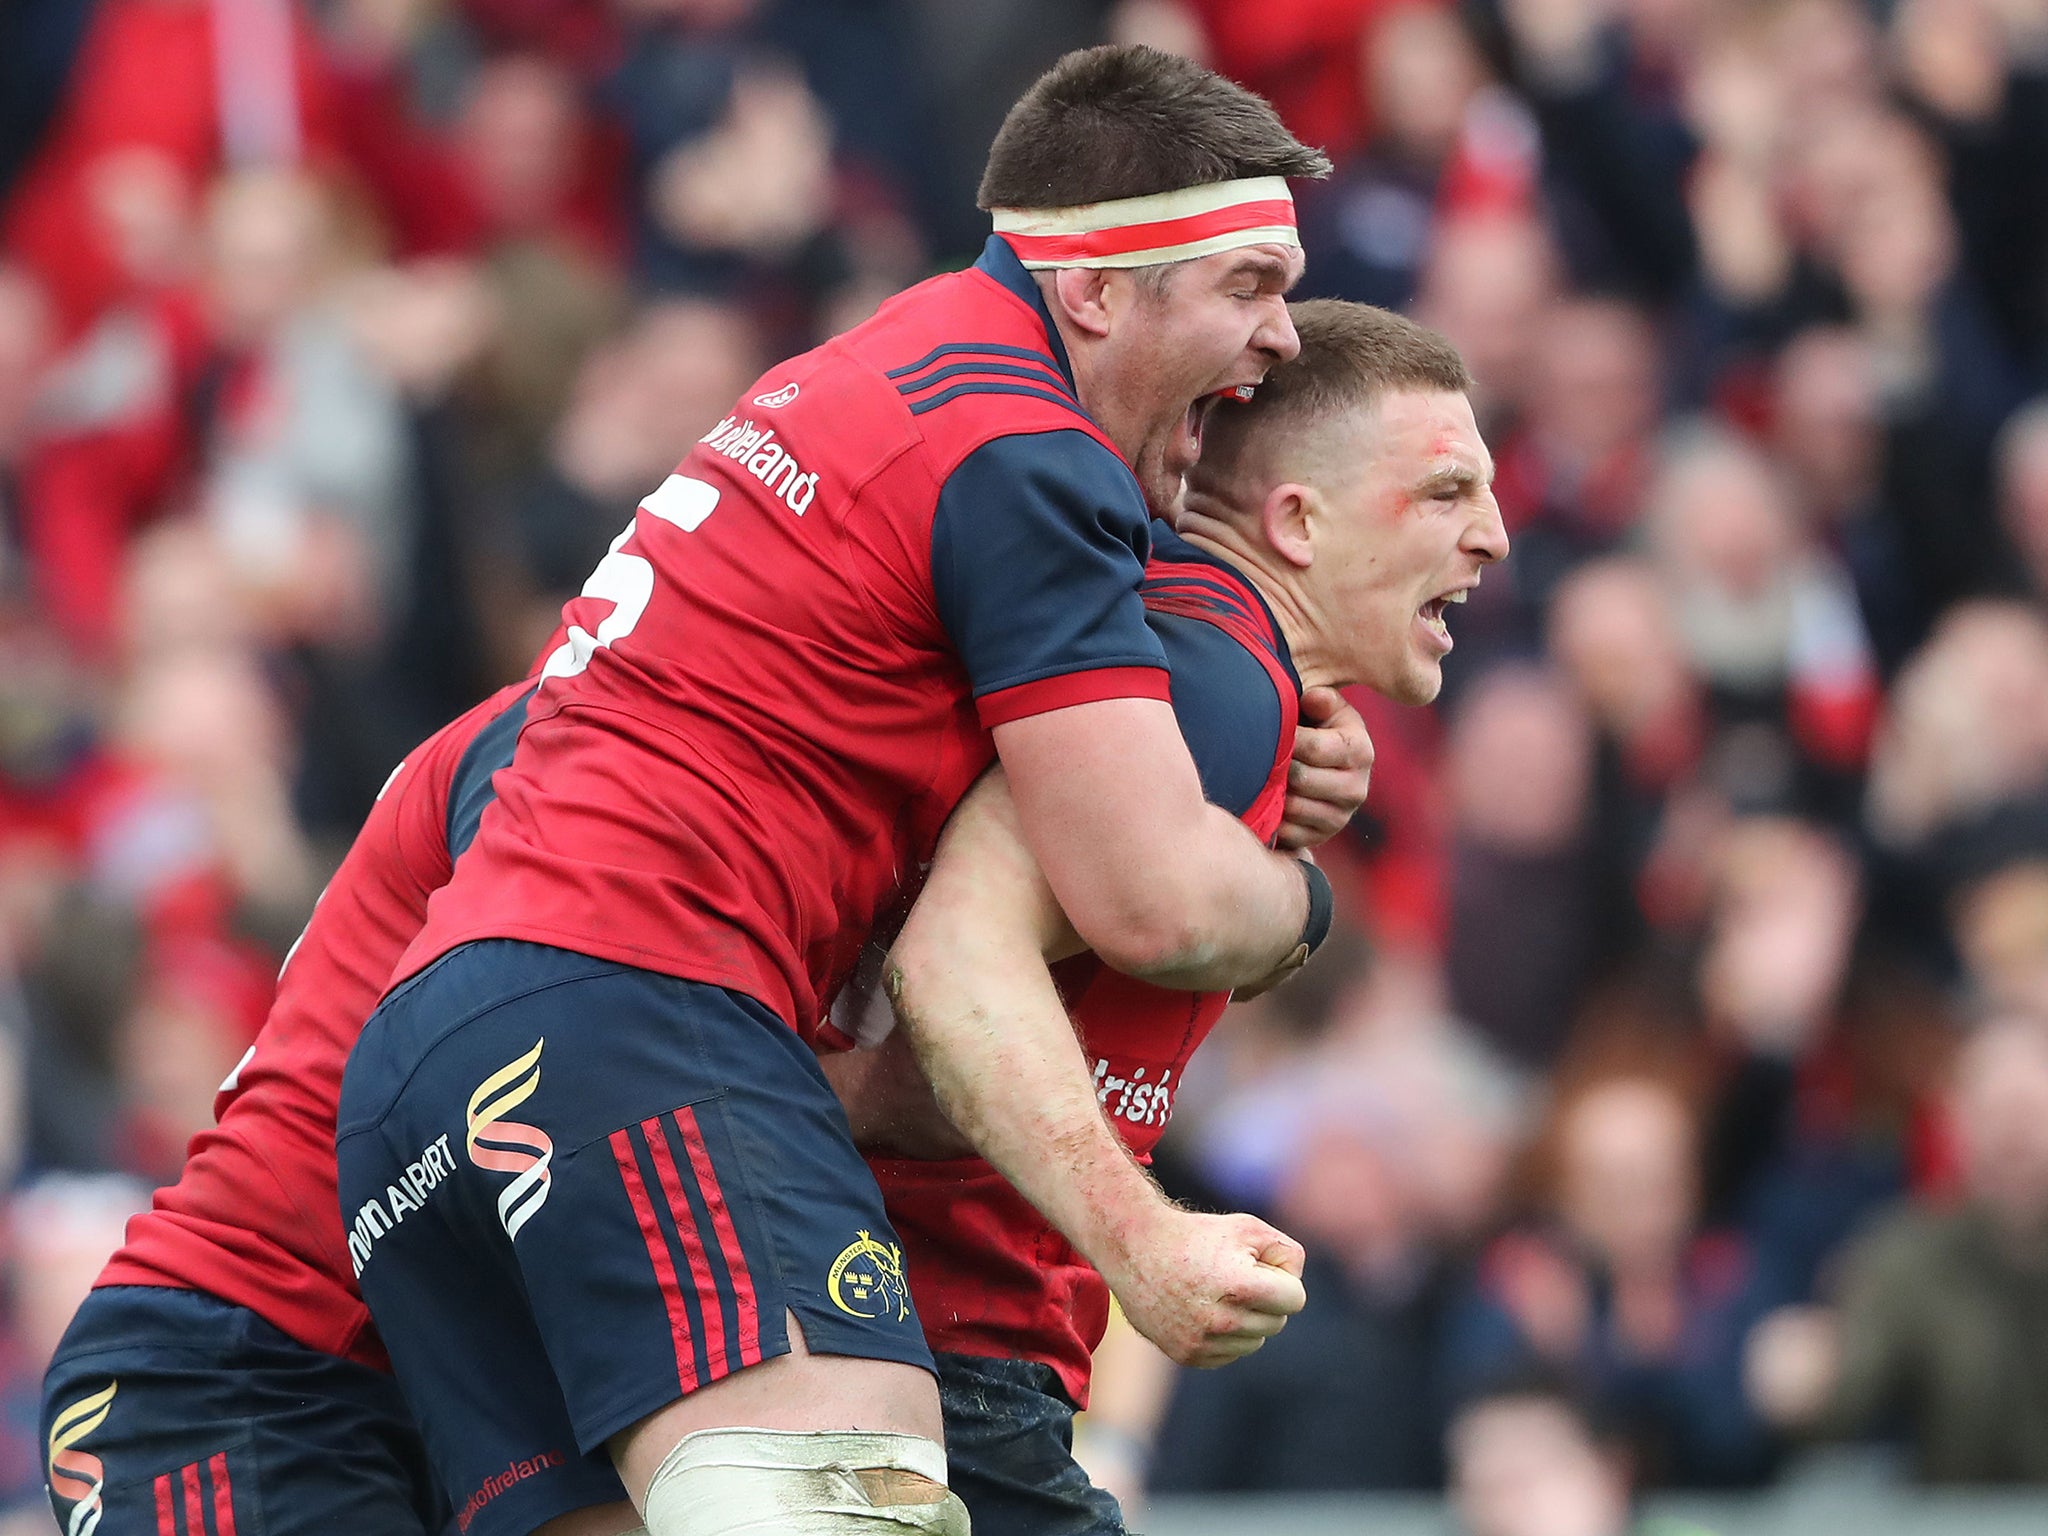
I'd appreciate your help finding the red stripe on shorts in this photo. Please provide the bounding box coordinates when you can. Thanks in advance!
[674,1105,763,1366]
[610,1128,698,1393]
[154,1473,175,1536]
[643,1114,729,1375]
[209,1452,237,1536]
[181,1461,204,1536]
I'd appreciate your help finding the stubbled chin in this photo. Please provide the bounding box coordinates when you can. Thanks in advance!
[1144,472,1187,521]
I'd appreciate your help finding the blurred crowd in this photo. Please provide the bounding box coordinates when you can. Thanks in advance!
[2,0,2048,1529]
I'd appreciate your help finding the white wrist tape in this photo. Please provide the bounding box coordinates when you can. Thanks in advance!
[640,1427,969,1535]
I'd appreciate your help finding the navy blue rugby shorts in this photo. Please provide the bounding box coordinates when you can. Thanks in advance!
[40,1284,472,1536]
[336,938,934,1536]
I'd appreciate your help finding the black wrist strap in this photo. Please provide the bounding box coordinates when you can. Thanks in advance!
[1296,859,1334,956]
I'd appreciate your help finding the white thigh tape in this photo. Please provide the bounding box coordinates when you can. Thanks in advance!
[640,1427,969,1536]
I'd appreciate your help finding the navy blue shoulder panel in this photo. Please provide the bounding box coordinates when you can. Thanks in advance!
[446,686,538,861]
[931,430,1165,702]
[1147,611,1285,820]
[1144,522,1301,692]
[971,235,1077,390]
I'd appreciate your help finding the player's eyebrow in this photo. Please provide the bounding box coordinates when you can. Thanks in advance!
[1413,460,1489,497]
[1226,252,1298,292]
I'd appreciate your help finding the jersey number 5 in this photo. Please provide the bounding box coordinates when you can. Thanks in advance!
[542,475,720,682]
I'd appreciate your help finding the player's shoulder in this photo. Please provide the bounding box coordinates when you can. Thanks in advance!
[1150,606,1288,821]
[696,240,1123,522]
[838,239,1114,472]
[1140,526,1299,820]
[399,682,533,793]
[1142,524,1293,664]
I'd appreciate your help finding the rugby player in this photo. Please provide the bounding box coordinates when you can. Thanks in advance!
[46,47,1373,1536]
[42,680,565,1536]
[848,299,1507,1534]
[334,44,1356,1536]
[40,666,1365,1536]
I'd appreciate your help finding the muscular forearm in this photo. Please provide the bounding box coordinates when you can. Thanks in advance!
[882,766,1311,1368]
[1112,808,1313,991]
[993,699,1313,991]
[885,912,1167,1276]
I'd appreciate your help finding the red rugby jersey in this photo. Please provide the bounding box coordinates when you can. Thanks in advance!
[97,683,536,1366]
[393,238,1174,1042]
[871,527,1304,1405]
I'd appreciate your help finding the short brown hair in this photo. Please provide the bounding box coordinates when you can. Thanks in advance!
[978,46,1330,210]
[1194,299,1471,479]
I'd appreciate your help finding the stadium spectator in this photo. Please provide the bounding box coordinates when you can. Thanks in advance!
[1489,0,1697,306]
[1948,840,2048,1020]
[1155,1033,1517,1493]
[1447,1378,1720,1536]
[1691,817,1926,1300]
[1996,400,2048,607]
[1,0,345,337]
[1769,327,1921,674]
[1443,664,1600,1069]
[1865,602,2048,859]
[1488,297,1662,620]
[1150,1099,1454,1492]
[1545,556,1704,947]
[110,933,273,1184]
[1640,425,1879,809]
[1297,4,1511,314]
[0,267,55,615]
[1411,208,1563,436]
[0,1176,150,1515]
[497,295,765,664]
[1748,1013,2048,1482]
[1448,1381,1630,1536]
[1153,957,1525,1493]
[1442,1066,1789,1485]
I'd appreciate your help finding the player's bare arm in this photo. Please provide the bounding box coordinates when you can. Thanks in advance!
[991,700,1327,993]
[883,767,1308,1369]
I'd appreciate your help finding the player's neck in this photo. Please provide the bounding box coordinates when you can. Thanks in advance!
[1172,513,1350,693]
[1045,312,1141,461]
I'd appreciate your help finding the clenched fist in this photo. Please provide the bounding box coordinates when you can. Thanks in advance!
[1100,1205,1308,1369]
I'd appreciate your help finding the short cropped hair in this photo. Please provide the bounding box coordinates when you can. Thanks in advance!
[1194,300,1471,479]
[978,46,1330,210]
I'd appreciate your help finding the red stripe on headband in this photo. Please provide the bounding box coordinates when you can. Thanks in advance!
[1000,199,1298,264]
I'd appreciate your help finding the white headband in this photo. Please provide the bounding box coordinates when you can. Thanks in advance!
[991,176,1299,270]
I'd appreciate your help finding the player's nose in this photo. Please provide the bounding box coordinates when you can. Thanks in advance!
[1255,296,1300,366]
[1467,489,1509,564]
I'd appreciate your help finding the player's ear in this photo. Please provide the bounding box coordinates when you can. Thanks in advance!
[1261,483,1316,569]
[1049,267,1114,338]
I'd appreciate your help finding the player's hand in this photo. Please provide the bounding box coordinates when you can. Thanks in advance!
[1278,688,1372,851]
[1101,1206,1307,1369]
